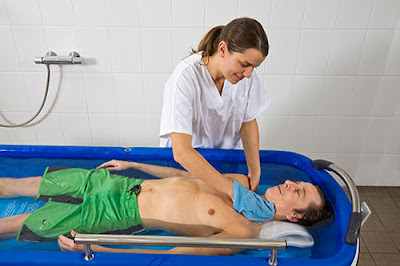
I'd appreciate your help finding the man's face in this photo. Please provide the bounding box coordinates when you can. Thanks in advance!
[219,46,265,84]
[264,180,323,222]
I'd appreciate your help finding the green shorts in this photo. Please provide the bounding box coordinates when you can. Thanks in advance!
[17,167,145,242]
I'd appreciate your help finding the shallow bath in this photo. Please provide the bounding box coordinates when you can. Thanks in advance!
[0,145,357,265]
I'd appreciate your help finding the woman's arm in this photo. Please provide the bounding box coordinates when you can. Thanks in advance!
[97,160,193,179]
[240,119,261,192]
[171,133,234,199]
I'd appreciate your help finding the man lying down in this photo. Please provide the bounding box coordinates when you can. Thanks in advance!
[0,160,332,256]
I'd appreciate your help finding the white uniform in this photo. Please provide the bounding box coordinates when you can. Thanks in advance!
[159,53,270,149]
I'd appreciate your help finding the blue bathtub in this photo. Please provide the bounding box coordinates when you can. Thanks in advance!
[0,145,357,265]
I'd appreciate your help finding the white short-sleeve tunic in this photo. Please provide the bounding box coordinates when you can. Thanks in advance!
[159,53,270,149]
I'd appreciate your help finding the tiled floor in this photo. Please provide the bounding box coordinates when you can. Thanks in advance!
[356,186,400,266]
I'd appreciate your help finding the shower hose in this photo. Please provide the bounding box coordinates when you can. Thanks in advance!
[0,64,51,128]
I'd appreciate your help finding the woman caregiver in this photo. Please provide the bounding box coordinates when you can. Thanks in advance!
[160,18,270,192]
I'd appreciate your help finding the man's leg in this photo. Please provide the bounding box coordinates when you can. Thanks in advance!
[0,176,42,198]
[0,213,30,240]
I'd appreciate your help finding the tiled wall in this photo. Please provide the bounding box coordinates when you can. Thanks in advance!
[0,0,399,185]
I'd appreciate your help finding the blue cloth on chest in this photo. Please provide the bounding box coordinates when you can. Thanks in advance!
[232,180,275,224]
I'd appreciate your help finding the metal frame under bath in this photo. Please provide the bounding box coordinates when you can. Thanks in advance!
[0,145,361,265]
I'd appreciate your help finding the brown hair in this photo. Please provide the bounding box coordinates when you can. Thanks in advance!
[294,186,333,226]
[193,17,269,59]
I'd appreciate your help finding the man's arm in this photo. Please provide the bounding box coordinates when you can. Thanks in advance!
[240,119,261,192]
[97,159,193,179]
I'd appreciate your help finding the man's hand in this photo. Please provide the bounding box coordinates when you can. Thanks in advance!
[58,231,84,252]
[97,159,132,171]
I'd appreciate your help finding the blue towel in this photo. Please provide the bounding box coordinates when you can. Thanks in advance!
[232,180,275,223]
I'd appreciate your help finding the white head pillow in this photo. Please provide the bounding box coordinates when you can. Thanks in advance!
[258,221,314,248]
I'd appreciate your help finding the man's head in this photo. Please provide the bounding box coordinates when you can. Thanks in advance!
[264,180,332,226]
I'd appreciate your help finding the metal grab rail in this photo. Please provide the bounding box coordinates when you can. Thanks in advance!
[74,234,287,265]
[311,160,365,246]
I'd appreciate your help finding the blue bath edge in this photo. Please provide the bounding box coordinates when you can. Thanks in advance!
[0,145,357,265]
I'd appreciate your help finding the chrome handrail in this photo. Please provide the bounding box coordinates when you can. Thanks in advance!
[74,234,287,265]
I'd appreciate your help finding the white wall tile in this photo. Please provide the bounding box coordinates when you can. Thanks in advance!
[348,77,379,117]
[205,0,238,28]
[83,73,116,113]
[335,0,374,29]
[141,29,172,73]
[89,113,119,146]
[290,76,324,116]
[117,114,146,146]
[339,117,370,154]
[34,113,65,144]
[172,0,204,28]
[44,27,80,73]
[385,30,400,75]
[286,116,317,153]
[358,30,394,75]
[0,27,20,71]
[386,118,400,155]
[145,113,161,146]
[371,77,400,117]
[303,0,339,29]
[6,0,42,26]
[379,156,400,186]
[107,0,140,27]
[39,0,75,26]
[0,72,29,112]
[24,71,60,114]
[265,29,301,74]
[354,155,382,185]
[238,0,271,29]
[77,28,112,72]
[1,113,38,144]
[0,127,11,143]
[258,115,288,150]
[335,153,361,183]
[113,73,145,114]
[143,74,169,114]
[13,26,47,72]
[326,30,365,75]
[55,72,88,113]
[319,76,354,116]
[363,118,392,154]
[369,0,400,29]
[0,0,10,25]
[263,75,293,115]
[355,155,400,186]
[60,113,92,145]
[312,117,346,153]
[139,0,171,27]
[270,0,305,28]
[72,0,107,27]
[109,28,142,73]
[296,29,333,74]
[172,28,203,66]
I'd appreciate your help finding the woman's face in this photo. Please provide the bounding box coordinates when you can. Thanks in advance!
[218,43,266,84]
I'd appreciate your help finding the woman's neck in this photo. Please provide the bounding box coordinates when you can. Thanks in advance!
[202,55,225,93]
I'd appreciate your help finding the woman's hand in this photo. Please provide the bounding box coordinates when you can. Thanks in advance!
[97,159,132,171]
[248,174,260,193]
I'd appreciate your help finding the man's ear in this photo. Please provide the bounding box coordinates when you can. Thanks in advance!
[217,41,228,57]
[287,212,301,223]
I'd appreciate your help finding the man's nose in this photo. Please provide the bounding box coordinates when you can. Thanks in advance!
[285,180,296,190]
